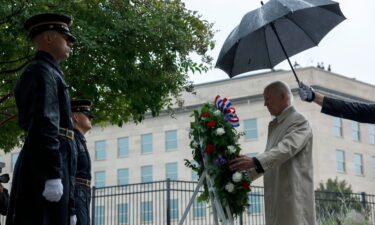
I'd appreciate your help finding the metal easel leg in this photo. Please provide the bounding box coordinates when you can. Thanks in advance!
[178,170,207,225]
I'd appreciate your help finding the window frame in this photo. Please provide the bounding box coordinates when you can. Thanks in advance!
[118,137,129,158]
[141,133,153,154]
[244,118,258,141]
[165,130,178,151]
[95,140,107,161]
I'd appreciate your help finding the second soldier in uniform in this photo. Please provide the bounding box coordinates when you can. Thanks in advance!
[71,99,94,225]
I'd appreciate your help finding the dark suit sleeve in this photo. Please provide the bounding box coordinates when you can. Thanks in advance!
[29,65,62,179]
[322,96,375,123]
[0,188,9,215]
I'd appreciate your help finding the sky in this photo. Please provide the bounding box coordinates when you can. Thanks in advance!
[184,0,375,85]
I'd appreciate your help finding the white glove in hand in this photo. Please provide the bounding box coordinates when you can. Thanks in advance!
[42,178,63,202]
[298,82,315,102]
[70,215,77,225]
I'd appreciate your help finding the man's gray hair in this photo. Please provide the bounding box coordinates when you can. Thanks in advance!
[265,81,293,102]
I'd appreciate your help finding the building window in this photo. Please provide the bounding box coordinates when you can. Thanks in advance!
[165,130,177,151]
[141,133,153,154]
[141,201,153,222]
[333,117,342,137]
[248,192,263,214]
[193,199,206,218]
[11,152,19,172]
[117,168,129,185]
[372,157,375,178]
[95,171,106,187]
[141,165,153,183]
[351,121,360,141]
[170,199,179,220]
[118,137,129,157]
[118,203,128,224]
[354,153,363,176]
[95,140,106,160]
[166,162,178,180]
[336,150,345,173]
[94,206,105,225]
[244,119,258,140]
[368,125,375,144]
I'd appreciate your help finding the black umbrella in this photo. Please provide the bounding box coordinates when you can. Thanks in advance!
[215,0,346,86]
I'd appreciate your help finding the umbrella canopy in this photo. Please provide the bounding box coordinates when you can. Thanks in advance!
[215,0,346,81]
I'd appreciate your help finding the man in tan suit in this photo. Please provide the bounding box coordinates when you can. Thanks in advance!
[230,81,315,225]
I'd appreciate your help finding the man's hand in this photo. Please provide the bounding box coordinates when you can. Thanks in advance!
[298,82,315,102]
[42,179,63,202]
[70,215,77,225]
[229,155,255,171]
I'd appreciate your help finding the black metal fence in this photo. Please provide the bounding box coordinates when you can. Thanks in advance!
[91,180,266,225]
[0,180,373,224]
[90,180,375,225]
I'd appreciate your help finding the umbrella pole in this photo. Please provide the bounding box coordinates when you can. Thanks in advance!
[270,22,301,87]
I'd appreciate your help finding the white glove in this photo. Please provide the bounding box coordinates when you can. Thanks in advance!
[70,215,77,225]
[298,82,315,102]
[42,178,63,202]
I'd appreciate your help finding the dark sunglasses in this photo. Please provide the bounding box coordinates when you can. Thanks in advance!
[80,109,94,119]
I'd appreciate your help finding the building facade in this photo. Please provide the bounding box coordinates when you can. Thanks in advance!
[1,67,375,223]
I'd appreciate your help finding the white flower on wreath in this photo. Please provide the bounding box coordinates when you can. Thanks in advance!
[214,110,222,117]
[215,128,225,136]
[227,145,236,154]
[191,141,199,148]
[225,182,235,193]
[232,172,243,183]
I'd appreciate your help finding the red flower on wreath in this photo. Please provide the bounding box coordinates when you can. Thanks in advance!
[242,181,251,190]
[201,112,210,118]
[207,120,216,128]
[207,144,215,154]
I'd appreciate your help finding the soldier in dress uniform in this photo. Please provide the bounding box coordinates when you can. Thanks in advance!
[7,13,77,225]
[71,99,94,225]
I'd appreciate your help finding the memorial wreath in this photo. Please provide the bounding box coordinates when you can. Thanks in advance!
[185,95,252,218]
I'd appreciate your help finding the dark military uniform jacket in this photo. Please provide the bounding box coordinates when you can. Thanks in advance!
[74,130,91,181]
[6,51,76,225]
[322,96,375,123]
[73,129,91,225]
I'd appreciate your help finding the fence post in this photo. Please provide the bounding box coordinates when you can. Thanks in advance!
[166,179,171,225]
[361,192,367,208]
[167,178,171,225]
[91,186,96,225]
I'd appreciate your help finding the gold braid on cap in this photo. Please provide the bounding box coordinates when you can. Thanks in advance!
[28,21,71,32]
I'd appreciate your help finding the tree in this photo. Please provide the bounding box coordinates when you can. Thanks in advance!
[315,178,369,225]
[0,0,215,152]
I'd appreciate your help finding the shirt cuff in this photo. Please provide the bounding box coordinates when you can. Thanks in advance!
[253,157,264,173]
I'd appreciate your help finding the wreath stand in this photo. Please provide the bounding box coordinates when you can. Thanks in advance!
[178,153,234,225]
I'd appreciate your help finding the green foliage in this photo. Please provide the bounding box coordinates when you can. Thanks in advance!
[315,178,371,225]
[186,97,250,218]
[0,0,215,152]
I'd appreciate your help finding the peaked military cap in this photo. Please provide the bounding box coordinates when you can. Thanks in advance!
[71,99,94,119]
[24,13,76,43]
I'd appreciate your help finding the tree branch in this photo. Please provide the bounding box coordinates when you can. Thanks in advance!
[0,60,29,76]
[0,55,32,65]
[0,114,17,128]
[0,93,12,105]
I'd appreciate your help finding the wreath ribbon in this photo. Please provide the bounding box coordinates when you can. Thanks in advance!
[215,95,239,127]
